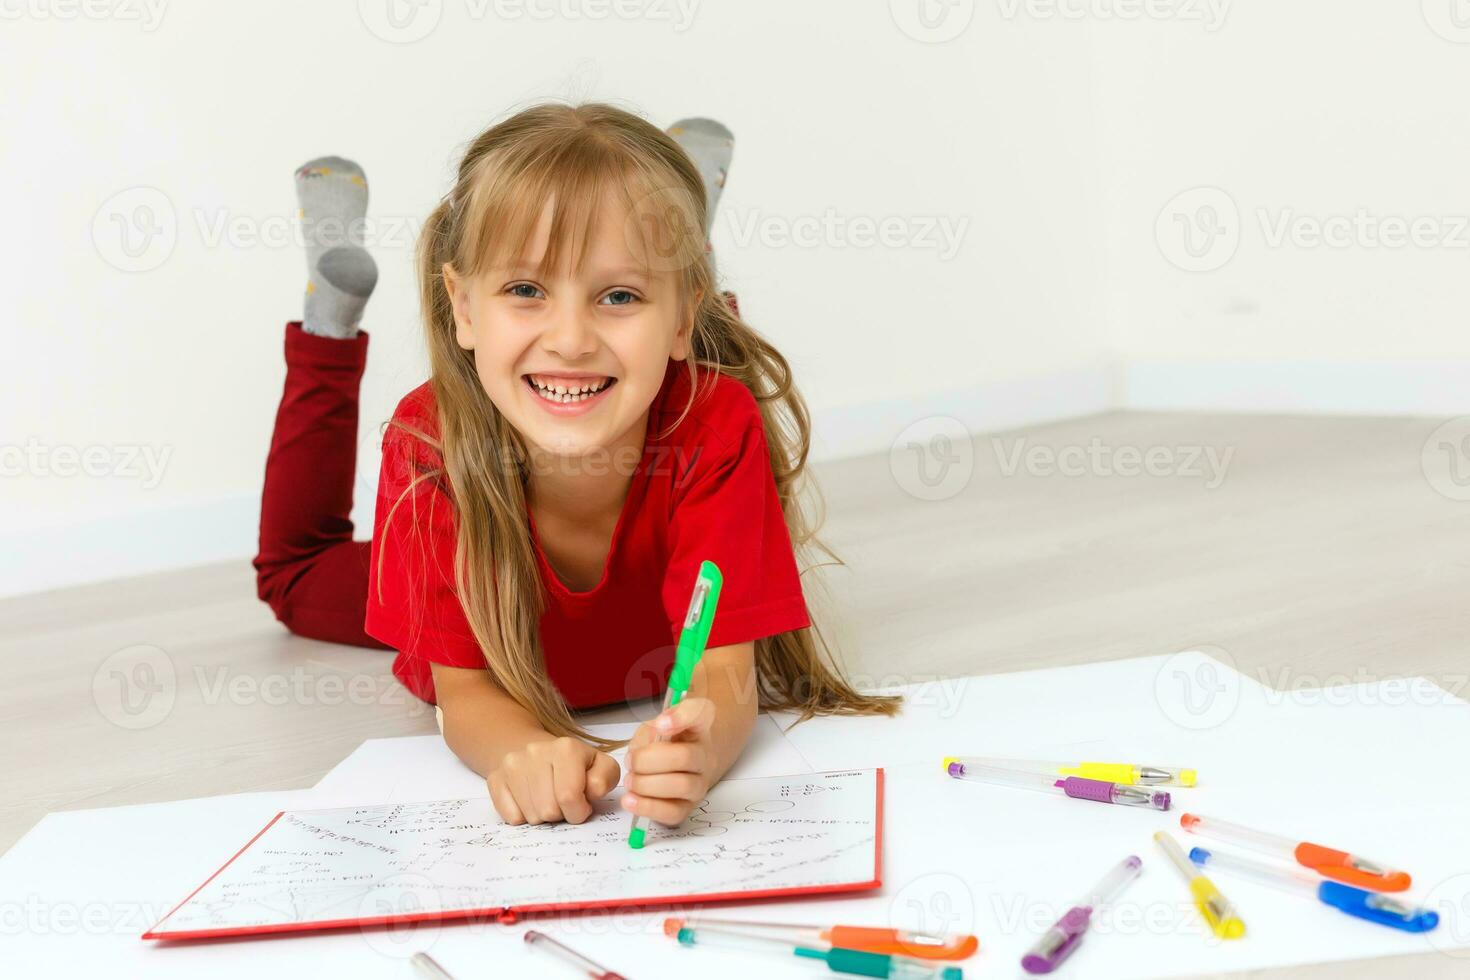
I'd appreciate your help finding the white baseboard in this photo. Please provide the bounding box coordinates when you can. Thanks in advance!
[1124,359,1470,416]
[0,495,262,601]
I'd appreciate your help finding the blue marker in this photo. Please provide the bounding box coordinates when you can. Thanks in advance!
[1189,846,1438,933]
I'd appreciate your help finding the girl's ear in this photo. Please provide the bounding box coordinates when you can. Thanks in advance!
[669,287,704,362]
[443,263,475,350]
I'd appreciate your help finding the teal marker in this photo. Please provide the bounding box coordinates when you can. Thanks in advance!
[674,926,964,979]
[627,560,723,849]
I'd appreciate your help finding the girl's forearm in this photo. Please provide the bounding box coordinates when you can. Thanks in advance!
[431,643,759,784]
[432,664,557,778]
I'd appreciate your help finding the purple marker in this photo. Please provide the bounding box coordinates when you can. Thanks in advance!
[945,761,1171,811]
[1021,856,1143,974]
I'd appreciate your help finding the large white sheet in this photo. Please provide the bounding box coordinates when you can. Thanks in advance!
[4,652,1467,978]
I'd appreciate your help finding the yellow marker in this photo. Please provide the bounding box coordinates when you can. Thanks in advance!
[1155,831,1246,939]
[941,756,1197,787]
[1065,763,1197,787]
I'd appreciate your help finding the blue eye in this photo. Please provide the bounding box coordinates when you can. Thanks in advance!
[603,289,639,306]
[507,283,543,299]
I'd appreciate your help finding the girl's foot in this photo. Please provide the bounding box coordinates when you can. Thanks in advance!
[666,118,733,236]
[295,156,377,338]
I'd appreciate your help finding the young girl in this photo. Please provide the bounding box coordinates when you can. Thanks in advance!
[254,102,897,831]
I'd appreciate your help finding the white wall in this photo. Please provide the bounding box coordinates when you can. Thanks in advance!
[0,1,1110,595]
[7,3,1470,596]
[1087,2,1470,408]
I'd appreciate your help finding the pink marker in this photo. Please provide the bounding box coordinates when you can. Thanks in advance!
[524,930,628,980]
[1022,856,1143,974]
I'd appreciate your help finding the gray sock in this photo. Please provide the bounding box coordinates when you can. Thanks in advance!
[295,156,376,338]
[668,118,735,285]
[667,118,734,236]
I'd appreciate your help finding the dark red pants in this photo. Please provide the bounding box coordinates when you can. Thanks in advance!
[253,322,387,649]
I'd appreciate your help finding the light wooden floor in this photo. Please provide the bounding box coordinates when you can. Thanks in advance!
[4,410,1467,979]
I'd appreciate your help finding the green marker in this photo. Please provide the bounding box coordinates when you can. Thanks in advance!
[627,560,723,849]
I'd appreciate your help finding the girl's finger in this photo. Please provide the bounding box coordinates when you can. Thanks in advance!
[620,791,693,827]
[488,775,525,826]
[627,721,657,750]
[587,752,621,798]
[627,772,702,801]
[550,752,593,824]
[507,768,545,825]
[526,764,565,824]
[653,697,716,739]
[628,740,706,775]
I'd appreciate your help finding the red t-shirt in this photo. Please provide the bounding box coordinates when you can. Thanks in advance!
[364,360,812,708]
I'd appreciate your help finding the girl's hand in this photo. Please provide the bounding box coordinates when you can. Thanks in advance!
[487,736,620,825]
[621,697,717,826]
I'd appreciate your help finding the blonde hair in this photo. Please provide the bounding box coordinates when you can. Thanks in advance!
[385,102,898,748]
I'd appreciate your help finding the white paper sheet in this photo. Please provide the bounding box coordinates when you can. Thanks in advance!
[302,714,814,809]
[144,769,880,939]
[771,650,1282,774]
[6,655,1469,978]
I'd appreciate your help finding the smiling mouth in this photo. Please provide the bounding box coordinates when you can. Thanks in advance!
[523,374,616,404]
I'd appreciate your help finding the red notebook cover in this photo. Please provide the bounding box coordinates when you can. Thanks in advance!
[144,768,884,941]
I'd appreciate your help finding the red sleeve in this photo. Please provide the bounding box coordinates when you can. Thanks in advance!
[364,407,485,672]
[662,406,812,649]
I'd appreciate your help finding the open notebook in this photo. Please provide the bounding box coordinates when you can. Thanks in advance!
[144,768,883,940]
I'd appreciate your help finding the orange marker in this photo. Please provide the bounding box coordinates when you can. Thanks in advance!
[1179,813,1411,892]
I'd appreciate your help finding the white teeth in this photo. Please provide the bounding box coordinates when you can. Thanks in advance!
[528,375,611,403]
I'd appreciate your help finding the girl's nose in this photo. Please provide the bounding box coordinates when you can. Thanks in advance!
[540,308,598,359]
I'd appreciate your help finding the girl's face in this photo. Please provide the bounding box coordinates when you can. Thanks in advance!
[444,196,695,460]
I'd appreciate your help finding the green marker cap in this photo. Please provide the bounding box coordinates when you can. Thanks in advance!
[668,561,722,696]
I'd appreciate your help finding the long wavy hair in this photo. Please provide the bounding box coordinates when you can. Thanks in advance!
[384,102,899,748]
